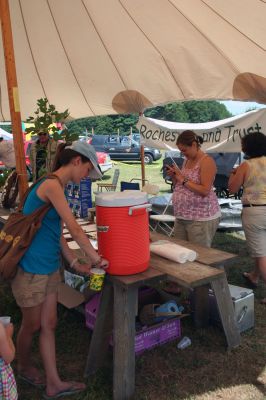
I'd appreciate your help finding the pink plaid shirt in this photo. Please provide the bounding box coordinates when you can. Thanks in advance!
[172,158,220,221]
[0,358,18,400]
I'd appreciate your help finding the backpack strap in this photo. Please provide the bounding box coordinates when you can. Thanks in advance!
[17,174,63,211]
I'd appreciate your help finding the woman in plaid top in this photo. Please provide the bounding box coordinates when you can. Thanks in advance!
[0,321,18,400]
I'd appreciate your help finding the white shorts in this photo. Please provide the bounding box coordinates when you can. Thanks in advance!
[242,207,266,257]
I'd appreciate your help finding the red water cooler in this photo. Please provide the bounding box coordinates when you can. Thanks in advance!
[95,191,151,275]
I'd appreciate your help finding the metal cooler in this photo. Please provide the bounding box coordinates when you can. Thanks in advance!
[209,284,254,333]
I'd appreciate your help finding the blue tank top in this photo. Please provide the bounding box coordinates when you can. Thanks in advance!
[20,179,61,274]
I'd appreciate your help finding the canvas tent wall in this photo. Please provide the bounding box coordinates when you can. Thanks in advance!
[0,0,266,121]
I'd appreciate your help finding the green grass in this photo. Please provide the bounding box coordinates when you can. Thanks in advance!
[92,157,170,198]
[1,159,266,400]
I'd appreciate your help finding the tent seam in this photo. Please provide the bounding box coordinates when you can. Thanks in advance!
[81,0,128,92]
[18,0,47,100]
[167,0,241,74]
[118,0,186,98]
[47,0,95,116]
[168,0,241,74]
[200,0,265,52]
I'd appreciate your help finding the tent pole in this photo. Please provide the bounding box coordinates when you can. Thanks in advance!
[0,0,28,199]
[139,113,146,187]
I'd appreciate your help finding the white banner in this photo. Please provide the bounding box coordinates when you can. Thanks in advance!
[136,108,266,153]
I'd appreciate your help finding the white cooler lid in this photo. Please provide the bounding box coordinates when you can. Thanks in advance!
[95,191,148,207]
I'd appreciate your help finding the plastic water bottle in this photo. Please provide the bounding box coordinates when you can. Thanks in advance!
[177,336,191,350]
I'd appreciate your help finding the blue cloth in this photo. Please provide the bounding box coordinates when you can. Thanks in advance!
[20,179,61,274]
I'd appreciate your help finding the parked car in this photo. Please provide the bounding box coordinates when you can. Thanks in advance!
[96,151,113,173]
[89,135,161,164]
[26,140,113,175]
[0,141,112,178]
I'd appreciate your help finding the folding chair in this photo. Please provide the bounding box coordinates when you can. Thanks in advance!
[96,168,120,192]
[120,178,150,191]
[120,181,140,191]
[149,194,175,236]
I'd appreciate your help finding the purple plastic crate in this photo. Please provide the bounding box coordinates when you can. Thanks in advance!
[85,292,101,330]
[85,292,181,354]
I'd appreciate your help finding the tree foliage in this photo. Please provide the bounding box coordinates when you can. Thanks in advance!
[66,101,232,136]
[25,98,78,142]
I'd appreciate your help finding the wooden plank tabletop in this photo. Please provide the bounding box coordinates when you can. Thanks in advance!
[108,266,166,287]
[150,254,224,288]
[150,231,238,267]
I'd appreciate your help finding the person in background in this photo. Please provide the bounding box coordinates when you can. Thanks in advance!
[0,138,16,169]
[0,320,18,400]
[228,132,266,304]
[166,130,221,247]
[30,131,59,181]
[11,141,108,399]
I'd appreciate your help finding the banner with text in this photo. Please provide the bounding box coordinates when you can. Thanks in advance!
[136,108,266,153]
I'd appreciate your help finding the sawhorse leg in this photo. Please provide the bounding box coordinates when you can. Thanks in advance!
[211,275,241,349]
[193,285,210,328]
[84,281,113,377]
[113,284,138,400]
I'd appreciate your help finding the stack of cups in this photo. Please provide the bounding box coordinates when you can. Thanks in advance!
[88,268,106,292]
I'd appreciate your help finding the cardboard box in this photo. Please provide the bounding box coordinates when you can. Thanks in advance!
[58,282,85,309]
[85,289,182,354]
[66,178,92,218]
[209,284,254,333]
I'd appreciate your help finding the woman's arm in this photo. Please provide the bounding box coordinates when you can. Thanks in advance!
[0,323,15,364]
[60,235,94,275]
[228,162,249,193]
[172,156,217,197]
[37,179,108,268]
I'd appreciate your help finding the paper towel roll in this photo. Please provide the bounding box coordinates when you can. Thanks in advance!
[155,301,179,314]
[150,240,197,264]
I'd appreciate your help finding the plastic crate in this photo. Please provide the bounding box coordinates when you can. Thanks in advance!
[85,291,181,354]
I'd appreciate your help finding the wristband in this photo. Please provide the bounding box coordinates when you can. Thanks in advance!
[70,258,78,268]
[182,177,189,186]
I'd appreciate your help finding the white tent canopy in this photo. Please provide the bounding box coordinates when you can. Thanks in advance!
[0,0,266,121]
[136,108,266,152]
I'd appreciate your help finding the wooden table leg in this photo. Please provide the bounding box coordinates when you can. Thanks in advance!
[84,281,113,377]
[193,285,210,328]
[113,284,138,400]
[211,275,241,349]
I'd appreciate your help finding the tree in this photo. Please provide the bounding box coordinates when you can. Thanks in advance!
[25,98,78,143]
[66,100,232,136]
[183,100,231,122]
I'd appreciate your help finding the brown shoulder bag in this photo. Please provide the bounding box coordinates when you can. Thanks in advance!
[0,174,62,281]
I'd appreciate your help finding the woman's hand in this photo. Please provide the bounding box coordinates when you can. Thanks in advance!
[166,164,183,183]
[98,257,109,270]
[74,262,91,276]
